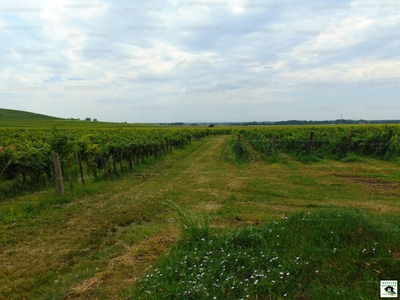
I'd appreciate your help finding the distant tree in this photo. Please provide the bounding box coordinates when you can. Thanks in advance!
[85,118,91,121]
[93,118,98,122]
[209,124,215,127]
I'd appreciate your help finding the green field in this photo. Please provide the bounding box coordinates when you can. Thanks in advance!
[0,108,171,129]
[0,109,399,299]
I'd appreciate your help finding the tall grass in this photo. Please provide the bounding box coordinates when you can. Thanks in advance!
[163,200,210,242]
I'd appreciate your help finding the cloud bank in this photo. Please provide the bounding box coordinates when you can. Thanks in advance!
[1,0,399,122]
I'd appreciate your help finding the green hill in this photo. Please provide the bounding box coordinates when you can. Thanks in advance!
[0,108,60,119]
[0,108,61,120]
[0,108,62,128]
[0,108,163,129]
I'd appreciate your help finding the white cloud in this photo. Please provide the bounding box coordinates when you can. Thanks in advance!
[0,0,399,122]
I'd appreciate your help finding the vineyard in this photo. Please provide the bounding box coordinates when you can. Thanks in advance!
[1,123,400,299]
[2,124,400,199]
[0,127,231,199]
[231,125,400,161]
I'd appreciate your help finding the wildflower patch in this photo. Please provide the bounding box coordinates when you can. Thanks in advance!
[133,209,400,299]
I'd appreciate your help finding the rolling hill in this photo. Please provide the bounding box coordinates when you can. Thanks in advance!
[0,108,62,128]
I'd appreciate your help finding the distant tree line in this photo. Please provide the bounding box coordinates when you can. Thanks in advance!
[158,122,185,126]
[231,120,400,126]
[69,117,98,122]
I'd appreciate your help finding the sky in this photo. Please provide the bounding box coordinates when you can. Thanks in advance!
[0,0,399,123]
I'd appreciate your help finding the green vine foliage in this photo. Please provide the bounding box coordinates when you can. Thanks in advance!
[0,127,231,197]
[242,125,399,161]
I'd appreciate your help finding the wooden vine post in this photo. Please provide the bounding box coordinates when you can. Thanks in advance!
[271,134,275,154]
[385,128,394,155]
[306,131,314,154]
[344,129,354,157]
[52,153,64,195]
[76,153,85,186]
[103,156,108,178]
[387,128,394,141]
[128,153,134,171]
[113,154,117,176]
[237,134,243,157]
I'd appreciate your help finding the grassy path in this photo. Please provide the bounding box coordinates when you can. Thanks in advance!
[0,135,234,299]
[1,134,400,299]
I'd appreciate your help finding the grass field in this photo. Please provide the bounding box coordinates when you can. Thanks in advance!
[1,109,399,299]
[1,132,399,299]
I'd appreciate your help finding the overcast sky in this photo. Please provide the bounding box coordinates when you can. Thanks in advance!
[0,0,399,123]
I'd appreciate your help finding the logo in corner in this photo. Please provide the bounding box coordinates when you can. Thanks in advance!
[381,280,398,298]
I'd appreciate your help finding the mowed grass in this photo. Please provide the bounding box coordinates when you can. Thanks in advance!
[1,135,400,299]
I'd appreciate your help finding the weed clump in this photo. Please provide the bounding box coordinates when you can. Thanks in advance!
[164,200,210,243]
